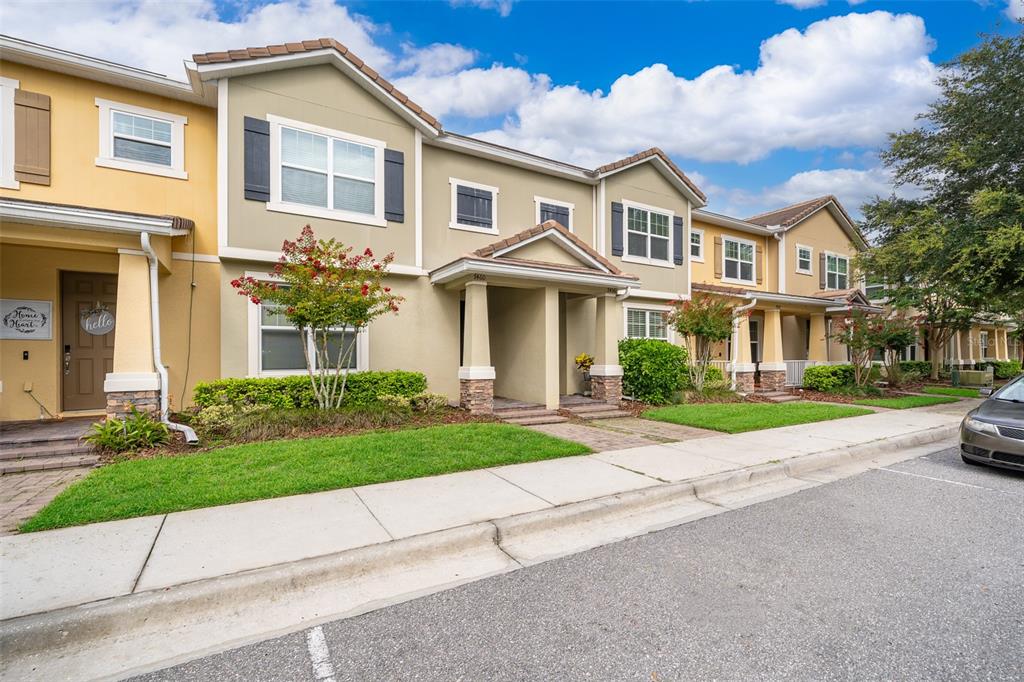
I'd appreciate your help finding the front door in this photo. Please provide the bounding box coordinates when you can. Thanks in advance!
[61,272,117,411]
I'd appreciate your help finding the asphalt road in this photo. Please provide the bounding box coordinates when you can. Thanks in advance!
[137,446,1024,681]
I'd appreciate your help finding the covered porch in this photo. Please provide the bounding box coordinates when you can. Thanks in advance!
[430,220,640,413]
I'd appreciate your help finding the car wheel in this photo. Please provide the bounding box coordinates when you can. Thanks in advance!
[961,453,984,466]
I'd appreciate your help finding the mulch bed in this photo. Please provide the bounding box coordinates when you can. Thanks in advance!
[790,388,918,405]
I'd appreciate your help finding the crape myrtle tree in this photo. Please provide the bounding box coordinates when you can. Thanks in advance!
[829,309,880,389]
[667,293,735,393]
[857,30,1024,379]
[873,314,918,387]
[232,225,403,409]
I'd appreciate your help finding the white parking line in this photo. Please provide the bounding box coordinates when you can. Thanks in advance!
[306,626,336,681]
[876,467,994,490]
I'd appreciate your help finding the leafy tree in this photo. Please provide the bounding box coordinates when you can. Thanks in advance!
[829,310,881,388]
[871,314,918,387]
[667,293,735,393]
[232,226,403,409]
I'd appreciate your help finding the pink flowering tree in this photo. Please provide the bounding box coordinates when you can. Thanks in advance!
[232,225,403,409]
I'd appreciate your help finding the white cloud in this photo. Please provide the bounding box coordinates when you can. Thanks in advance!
[394,65,550,119]
[477,11,940,166]
[777,0,827,8]
[396,43,478,76]
[1007,0,1024,20]
[449,0,516,17]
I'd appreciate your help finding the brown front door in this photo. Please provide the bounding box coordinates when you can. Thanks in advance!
[61,272,117,411]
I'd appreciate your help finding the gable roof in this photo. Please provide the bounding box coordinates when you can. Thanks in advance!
[594,148,707,204]
[746,195,867,249]
[473,220,630,276]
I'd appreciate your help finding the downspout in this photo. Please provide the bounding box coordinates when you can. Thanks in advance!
[773,230,784,294]
[140,232,199,444]
[731,297,758,391]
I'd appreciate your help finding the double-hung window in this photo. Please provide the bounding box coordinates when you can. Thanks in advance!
[796,244,813,274]
[865,282,886,301]
[535,196,573,230]
[256,300,362,376]
[268,115,385,226]
[825,253,849,289]
[723,236,755,284]
[450,179,498,233]
[626,308,668,340]
[625,203,672,265]
[980,331,989,358]
[690,228,704,261]
[95,98,187,179]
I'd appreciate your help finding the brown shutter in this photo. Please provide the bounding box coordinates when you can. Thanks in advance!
[714,236,723,279]
[755,244,763,285]
[14,90,51,185]
[818,252,826,289]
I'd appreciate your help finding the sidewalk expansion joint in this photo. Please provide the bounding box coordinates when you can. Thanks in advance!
[487,521,524,568]
[132,514,167,594]
[353,488,394,541]
[484,469,556,507]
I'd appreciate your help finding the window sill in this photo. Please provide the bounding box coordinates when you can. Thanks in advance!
[622,254,674,269]
[721,277,756,286]
[795,269,813,276]
[690,255,704,263]
[267,201,387,228]
[449,222,499,236]
[254,368,364,378]
[95,157,187,180]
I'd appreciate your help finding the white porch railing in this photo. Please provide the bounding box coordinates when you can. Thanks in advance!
[709,360,731,375]
[785,360,815,387]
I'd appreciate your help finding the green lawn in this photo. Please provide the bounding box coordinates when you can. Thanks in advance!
[643,402,872,434]
[21,424,589,532]
[921,386,982,398]
[853,395,961,409]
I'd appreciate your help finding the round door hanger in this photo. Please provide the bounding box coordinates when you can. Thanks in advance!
[81,305,115,336]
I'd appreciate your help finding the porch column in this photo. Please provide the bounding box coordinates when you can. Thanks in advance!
[808,313,828,363]
[760,308,786,391]
[459,279,494,414]
[997,328,1009,361]
[104,253,159,419]
[591,292,623,404]
[734,313,755,392]
[543,287,560,409]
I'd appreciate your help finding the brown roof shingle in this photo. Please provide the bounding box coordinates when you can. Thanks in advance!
[594,148,706,203]
[746,195,855,229]
[473,219,633,277]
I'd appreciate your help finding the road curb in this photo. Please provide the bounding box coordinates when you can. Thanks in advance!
[0,423,959,680]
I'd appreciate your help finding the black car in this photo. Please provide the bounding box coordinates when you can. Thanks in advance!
[960,374,1024,472]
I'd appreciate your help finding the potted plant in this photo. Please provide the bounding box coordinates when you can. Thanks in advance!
[575,352,595,395]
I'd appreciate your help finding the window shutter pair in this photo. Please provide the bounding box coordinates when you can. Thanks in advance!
[714,236,723,278]
[610,201,624,256]
[242,115,404,222]
[14,89,51,185]
[818,252,827,289]
[672,216,684,265]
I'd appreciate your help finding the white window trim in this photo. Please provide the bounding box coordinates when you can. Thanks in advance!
[534,195,574,232]
[795,243,813,275]
[266,114,386,228]
[449,177,499,235]
[689,227,704,263]
[824,250,850,290]
[0,77,18,190]
[621,199,674,269]
[95,98,187,180]
[721,234,757,285]
[245,273,370,377]
[623,303,675,342]
[979,331,989,358]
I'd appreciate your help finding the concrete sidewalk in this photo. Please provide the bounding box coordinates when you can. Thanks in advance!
[0,403,972,680]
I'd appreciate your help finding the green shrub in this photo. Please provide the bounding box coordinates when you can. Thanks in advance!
[680,365,723,390]
[227,405,408,441]
[193,371,427,409]
[899,361,932,377]
[410,392,449,412]
[802,364,856,392]
[618,338,687,404]
[377,394,412,411]
[85,408,170,453]
[992,359,1023,379]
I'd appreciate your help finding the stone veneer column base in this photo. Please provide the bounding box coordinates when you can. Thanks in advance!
[734,371,755,393]
[591,375,622,404]
[459,379,494,414]
[106,390,160,420]
[759,370,787,392]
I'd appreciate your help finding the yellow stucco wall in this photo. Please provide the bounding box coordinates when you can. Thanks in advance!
[783,210,858,297]
[690,218,769,292]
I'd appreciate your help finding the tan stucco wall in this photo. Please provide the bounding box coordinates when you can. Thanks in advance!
[226,65,418,262]
[488,286,547,404]
[503,237,591,268]
[0,62,218,257]
[602,164,690,295]
[784,210,858,297]
[563,296,596,395]
[421,145,595,270]
[782,314,807,361]
[690,218,769,292]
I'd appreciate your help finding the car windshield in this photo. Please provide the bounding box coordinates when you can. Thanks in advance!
[992,376,1024,402]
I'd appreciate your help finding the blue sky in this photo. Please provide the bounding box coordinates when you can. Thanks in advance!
[3,0,1020,218]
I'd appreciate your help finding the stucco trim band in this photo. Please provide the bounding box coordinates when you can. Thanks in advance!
[103,372,160,392]
[458,366,496,380]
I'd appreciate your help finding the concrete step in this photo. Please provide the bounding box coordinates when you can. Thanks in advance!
[0,454,100,474]
[0,441,93,460]
[577,410,632,420]
[495,409,560,420]
[561,403,617,414]
[765,395,801,403]
[502,415,569,426]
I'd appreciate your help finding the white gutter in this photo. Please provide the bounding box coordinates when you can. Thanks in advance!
[140,233,199,444]
[773,230,785,294]
[731,298,758,391]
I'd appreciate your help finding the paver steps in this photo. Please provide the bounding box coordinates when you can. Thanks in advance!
[560,402,632,420]
[496,408,568,426]
[757,391,801,403]
[0,419,99,474]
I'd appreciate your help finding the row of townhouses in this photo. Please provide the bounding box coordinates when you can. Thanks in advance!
[0,35,1019,422]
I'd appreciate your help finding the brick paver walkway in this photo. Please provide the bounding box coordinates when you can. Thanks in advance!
[594,417,720,442]
[528,422,658,451]
[0,468,90,535]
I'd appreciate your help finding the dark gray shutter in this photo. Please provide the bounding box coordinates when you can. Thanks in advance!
[818,252,827,289]
[456,185,493,228]
[539,202,570,228]
[243,116,270,202]
[611,202,624,256]
[384,149,404,222]
[672,216,684,265]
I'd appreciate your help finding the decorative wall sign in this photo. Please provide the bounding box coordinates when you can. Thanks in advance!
[0,299,53,340]
[80,303,116,336]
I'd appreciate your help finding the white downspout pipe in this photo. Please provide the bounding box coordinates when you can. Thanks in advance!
[140,232,199,444]
[731,298,758,391]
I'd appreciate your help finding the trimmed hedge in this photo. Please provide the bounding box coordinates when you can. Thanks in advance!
[618,338,687,405]
[193,371,427,409]
[991,359,1023,379]
[899,360,932,376]
[802,364,856,392]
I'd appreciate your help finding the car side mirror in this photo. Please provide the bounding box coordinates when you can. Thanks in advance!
[978,387,993,397]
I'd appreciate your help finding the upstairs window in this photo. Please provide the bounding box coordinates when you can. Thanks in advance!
[865,282,886,301]
[625,203,671,265]
[826,253,849,290]
[626,308,668,340]
[535,197,573,230]
[690,228,704,261]
[95,98,187,179]
[723,236,755,283]
[450,179,498,233]
[796,244,812,274]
